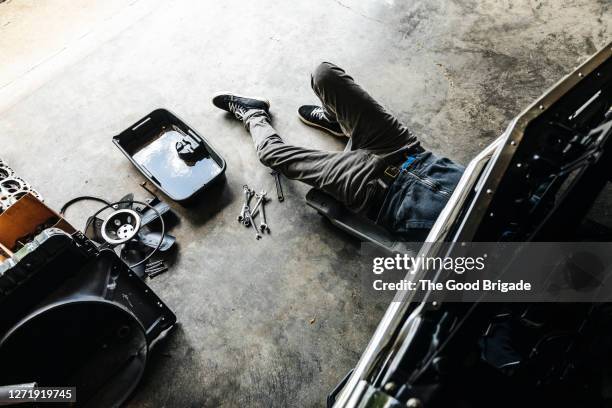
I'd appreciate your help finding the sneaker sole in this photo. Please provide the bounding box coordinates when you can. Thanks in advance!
[212,91,271,111]
[297,114,346,137]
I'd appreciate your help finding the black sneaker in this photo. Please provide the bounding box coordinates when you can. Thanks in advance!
[298,105,344,137]
[212,93,270,121]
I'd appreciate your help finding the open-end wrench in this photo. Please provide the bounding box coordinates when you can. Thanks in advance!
[251,192,266,218]
[237,206,246,223]
[245,207,262,240]
[239,185,254,226]
[259,194,270,233]
[239,185,249,211]
[250,202,261,219]
[251,190,266,219]
[252,191,269,232]
[270,170,284,202]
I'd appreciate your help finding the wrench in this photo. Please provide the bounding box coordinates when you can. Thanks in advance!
[270,170,284,202]
[237,206,246,223]
[245,206,262,240]
[251,191,266,219]
[250,196,264,218]
[252,191,269,232]
[239,185,254,226]
[259,194,270,233]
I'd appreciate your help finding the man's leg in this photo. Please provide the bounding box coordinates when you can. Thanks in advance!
[245,109,381,212]
[310,62,419,153]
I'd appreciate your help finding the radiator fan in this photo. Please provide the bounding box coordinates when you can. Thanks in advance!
[84,193,176,275]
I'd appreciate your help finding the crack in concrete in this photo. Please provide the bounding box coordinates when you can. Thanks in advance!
[330,0,385,24]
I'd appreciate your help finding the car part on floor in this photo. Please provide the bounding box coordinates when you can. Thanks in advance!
[145,259,169,278]
[113,109,226,203]
[59,195,111,215]
[0,193,75,258]
[332,42,612,408]
[61,188,177,276]
[0,159,42,215]
[86,197,172,268]
[0,193,176,407]
[101,208,142,245]
[0,230,176,408]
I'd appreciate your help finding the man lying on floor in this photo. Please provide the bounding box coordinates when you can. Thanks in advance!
[213,62,465,240]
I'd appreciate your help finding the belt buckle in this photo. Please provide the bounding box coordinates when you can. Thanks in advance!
[384,166,400,178]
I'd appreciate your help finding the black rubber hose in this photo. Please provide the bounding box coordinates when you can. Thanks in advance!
[59,196,111,216]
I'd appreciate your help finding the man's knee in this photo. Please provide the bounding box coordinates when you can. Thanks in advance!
[255,138,279,168]
[311,61,342,92]
[256,148,273,167]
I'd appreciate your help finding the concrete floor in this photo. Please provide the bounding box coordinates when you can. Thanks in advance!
[0,0,610,407]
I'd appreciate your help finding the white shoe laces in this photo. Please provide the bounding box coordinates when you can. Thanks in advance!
[311,107,328,121]
[228,101,247,120]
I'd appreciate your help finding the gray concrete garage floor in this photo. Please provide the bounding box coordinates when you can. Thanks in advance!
[0,1,610,406]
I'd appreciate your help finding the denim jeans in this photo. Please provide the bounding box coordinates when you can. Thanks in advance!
[243,62,464,236]
[377,151,465,238]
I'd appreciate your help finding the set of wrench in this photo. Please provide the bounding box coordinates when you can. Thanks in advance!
[237,185,271,240]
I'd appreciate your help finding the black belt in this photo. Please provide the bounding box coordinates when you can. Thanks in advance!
[365,164,401,221]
